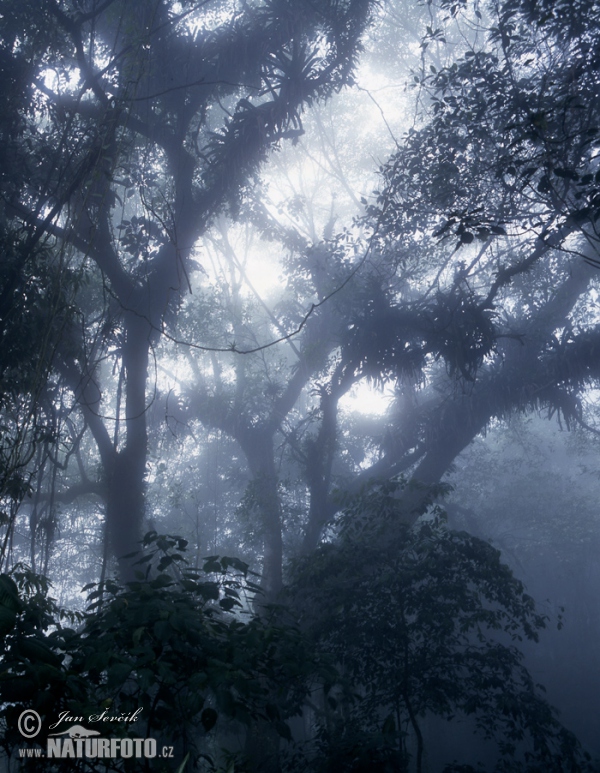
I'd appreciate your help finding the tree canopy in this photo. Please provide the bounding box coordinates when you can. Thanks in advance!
[1,0,600,769]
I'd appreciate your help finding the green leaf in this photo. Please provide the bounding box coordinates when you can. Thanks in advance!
[197,582,220,600]
[382,713,396,737]
[0,605,17,637]
[153,620,172,642]
[275,720,292,741]
[18,636,62,667]
[201,707,218,732]
[132,626,146,645]
[0,574,22,613]
[174,753,190,773]
[203,559,224,574]
[107,662,132,686]
[157,556,173,571]
[537,175,552,193]
[150,574,173,589]
[219,597,240,612]
[553,167,578,180]
[222,556,249,575]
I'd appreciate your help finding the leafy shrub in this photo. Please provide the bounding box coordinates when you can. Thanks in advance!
[0,519,594,772]
[287,479,591,773]
[0,534,312,772]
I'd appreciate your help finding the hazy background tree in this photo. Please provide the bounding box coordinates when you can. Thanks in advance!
[0,0,375,583]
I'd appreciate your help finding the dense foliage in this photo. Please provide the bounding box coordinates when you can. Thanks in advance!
[288,482,588,773]
[0,535,315,772]
[1,0,600,768]
[2,519,593,772]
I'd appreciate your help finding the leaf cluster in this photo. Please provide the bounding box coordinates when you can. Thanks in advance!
[287,480,589,771]
[372,0,600,254]
[341,280,497,384]
[0,535,316,771]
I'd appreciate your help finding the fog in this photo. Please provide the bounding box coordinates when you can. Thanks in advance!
[1,0,599,770]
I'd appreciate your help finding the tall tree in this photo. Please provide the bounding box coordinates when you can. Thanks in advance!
[332,0,600,510]
[174,0,600,586]
[4,0,600,608]
[0,0,375,580]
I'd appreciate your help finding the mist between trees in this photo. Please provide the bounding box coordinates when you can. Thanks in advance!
[0,0,600,770]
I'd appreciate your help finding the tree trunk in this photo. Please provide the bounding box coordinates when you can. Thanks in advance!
[240,429,284,597]
[302,388,340,553]
[105,313,150,581]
